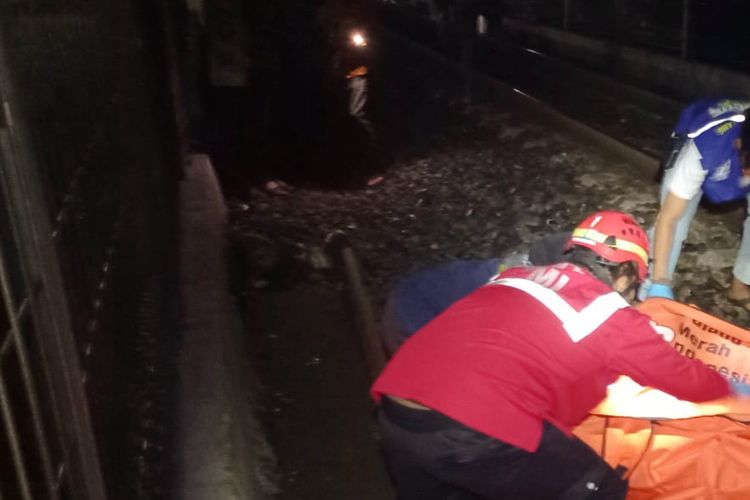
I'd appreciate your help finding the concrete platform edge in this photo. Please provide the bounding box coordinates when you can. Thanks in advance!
[176,153,278,500]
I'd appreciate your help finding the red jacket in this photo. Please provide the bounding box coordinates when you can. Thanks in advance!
[371,263,731,452]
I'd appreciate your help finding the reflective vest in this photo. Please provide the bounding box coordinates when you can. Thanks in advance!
[674,98,750,203]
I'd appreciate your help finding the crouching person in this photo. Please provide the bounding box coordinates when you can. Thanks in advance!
[382,230,570,355]
[371,211,743,500]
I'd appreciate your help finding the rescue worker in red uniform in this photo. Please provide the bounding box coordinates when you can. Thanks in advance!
[371,210,745,500]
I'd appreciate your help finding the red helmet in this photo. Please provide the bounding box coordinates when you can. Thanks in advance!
[565,211,650,281]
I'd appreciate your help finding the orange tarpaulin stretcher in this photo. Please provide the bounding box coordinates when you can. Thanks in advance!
[573,298,750,499]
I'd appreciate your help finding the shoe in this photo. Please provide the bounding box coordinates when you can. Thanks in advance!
[366,175,384,187]
[264,179,292,195]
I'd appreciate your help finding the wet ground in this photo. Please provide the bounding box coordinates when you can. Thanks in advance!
[223,23,750,499]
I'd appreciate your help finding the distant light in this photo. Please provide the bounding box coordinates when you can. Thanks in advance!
[476,15,488,36]
[351,32,367,47]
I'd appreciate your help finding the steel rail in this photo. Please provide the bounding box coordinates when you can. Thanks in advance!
[326,231,386,381]
[379,27,664,177]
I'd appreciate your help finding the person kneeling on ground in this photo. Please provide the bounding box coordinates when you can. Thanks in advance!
[381,231,570,355]
[371,210,748,500]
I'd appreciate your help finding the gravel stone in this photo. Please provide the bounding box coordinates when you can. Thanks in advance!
[230,81,750,329]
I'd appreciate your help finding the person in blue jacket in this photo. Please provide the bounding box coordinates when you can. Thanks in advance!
[381,231,569,354]
[641,98,750,304]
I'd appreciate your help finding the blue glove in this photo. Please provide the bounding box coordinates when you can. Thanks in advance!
[731,381,750,397]
[646,282,674,300]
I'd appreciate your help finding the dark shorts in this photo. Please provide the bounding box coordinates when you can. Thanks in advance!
[378,397,627,500]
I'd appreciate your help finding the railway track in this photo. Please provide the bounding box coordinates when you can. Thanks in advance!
[375,3,701,172]
[387,31,678,175]
[237,14,750,499]
[333,29,677,378]
[344,15,749,371]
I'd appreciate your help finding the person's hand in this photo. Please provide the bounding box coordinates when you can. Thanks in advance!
[731,381,750,397]
[647,282,674,300]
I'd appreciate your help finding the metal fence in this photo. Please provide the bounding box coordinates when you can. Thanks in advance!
[0,1,182,499]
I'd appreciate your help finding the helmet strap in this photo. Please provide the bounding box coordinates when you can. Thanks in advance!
[565,248,615,286]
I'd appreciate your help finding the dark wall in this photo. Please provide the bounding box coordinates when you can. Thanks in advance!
[0,1,182,498]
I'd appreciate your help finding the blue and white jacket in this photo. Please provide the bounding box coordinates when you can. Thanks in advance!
[673,98,750,203]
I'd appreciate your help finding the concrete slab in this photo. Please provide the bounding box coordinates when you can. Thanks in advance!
[177,154,277,500]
